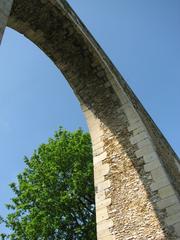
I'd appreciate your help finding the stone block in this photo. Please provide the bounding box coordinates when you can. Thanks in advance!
[137,138,152,148]
[0,0,13,16]
[117,88,129,105]
[173,222,180,237]
[97,219,114,233]
[87,120,100,130]
[97,180,111,192]
[0,11,6,33]
[83,108,94,118]
[0,31,3,40]
[143,152,160,163]
[174,158,180,171]
[130,131,149,144]
[96,191,106,203]
[94,163,110,177]
[96,198,111,209]
[150,177,170,191]
[135,144,154,158]
[151,167,167,181]
[128,120,143,131]
[96,207,109,223]
[91,129,104,141]
[92,136,103,146]
[94,146,104,156]
[94,175,105,185]
[86,118,100,130]
[99,234,115,240]
[157,195,179,209]
[123,104,137,117]
[94,152,107,164]
[132,126,146,136]
[166,203,180,216]
[144,159,161,172]
[158,185,175,199]
[0,1,12,44]
[93,141,104,151]
[98,229,112,238]
[165,212,180,225]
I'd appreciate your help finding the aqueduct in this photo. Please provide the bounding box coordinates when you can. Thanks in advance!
[0,0,180,239]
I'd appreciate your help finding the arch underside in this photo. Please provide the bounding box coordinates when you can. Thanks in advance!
[1,0,179,239]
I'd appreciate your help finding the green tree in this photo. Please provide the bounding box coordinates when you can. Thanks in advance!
[0,128,96,240]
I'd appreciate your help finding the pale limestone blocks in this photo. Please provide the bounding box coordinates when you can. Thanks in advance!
[127,103,180,238]
[82,104,116,240]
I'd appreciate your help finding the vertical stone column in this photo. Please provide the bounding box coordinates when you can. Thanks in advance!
[82,104,115,240]
[0,0,13,43]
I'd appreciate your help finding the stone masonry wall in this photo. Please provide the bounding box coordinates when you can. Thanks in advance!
[0,0,179,239]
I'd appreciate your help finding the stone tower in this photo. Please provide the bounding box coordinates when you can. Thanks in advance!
[0,0,180,239]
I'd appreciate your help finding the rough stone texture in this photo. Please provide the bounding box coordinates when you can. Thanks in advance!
[0,0,13,42]
[0,0,179,239]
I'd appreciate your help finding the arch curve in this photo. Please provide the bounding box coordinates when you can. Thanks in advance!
[0,0,179,239]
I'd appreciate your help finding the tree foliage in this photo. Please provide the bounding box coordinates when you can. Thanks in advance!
[0,128,96,239]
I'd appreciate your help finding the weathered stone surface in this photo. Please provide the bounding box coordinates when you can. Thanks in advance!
[0,0,13,42]
[174,222,180,237]
[0,0,179,239]
[159,185,176,199]
[167,203,180,216]
[165,213,180,226]
[157,195,179,209]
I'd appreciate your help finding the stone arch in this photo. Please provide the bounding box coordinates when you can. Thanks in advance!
[0,0,180,239]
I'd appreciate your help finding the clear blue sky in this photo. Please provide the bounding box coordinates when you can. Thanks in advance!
[0,0,179,233]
